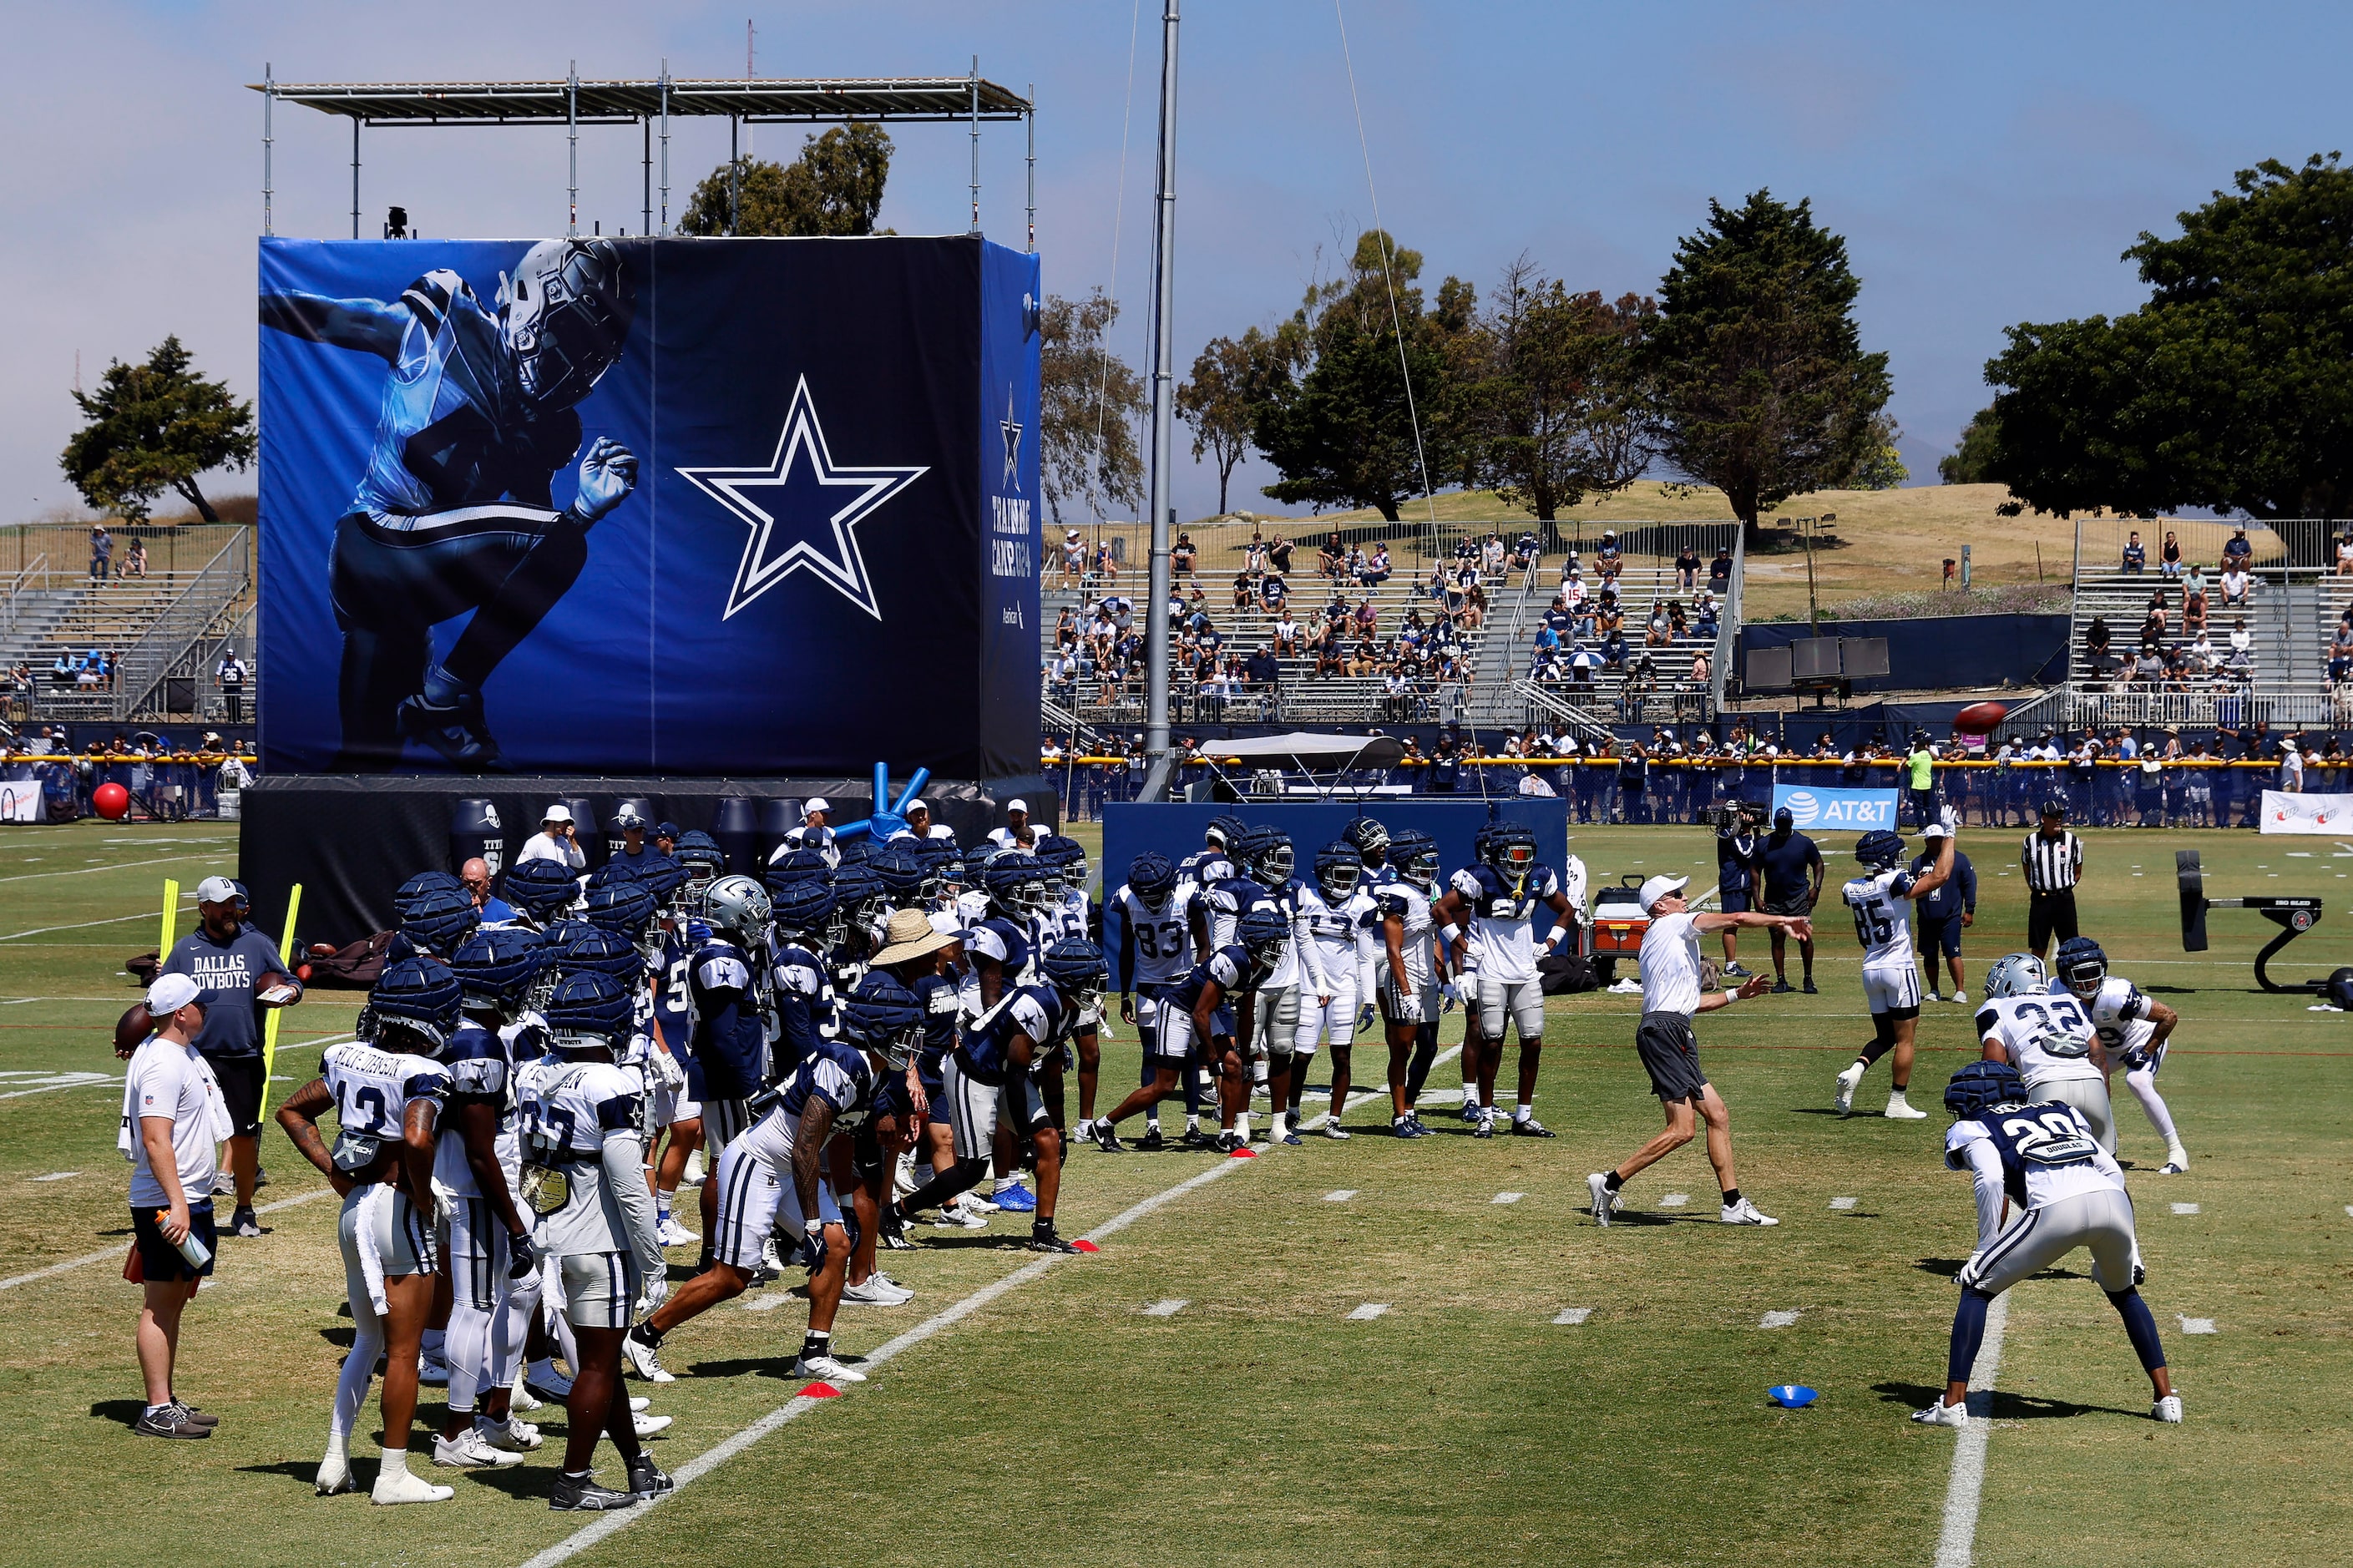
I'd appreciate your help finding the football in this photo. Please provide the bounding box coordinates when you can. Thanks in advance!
[1953,700,2008,735]
[113,1003,152,1058]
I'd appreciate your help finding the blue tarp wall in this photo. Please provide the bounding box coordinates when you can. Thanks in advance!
[1739,614,2070,692]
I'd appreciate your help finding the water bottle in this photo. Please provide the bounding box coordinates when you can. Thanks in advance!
[157,1210,211,1269]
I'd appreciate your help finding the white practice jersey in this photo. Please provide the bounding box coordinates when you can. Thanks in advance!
[1374,879,1437,988]
[1946,1100,2125,1216]
[1843,867,1919,970]
[1258,879,1331,994]
[1040,888,1090,943]
[2076,976,2158,1060]
[1298,884,1378,999]
[324,1040,451,1143]
[1111,883,1195,989]
[515,1056,647,1257]
[1448,862,1564,985]
[1976,991,2102,1085]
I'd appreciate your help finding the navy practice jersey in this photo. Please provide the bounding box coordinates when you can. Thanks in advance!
[769,937,833,1080]
[909,970,960,1083]
[739,1037,878,1165]
[1945,1099,2123,1211]
[356,271,583,521]
[652,924,696,1059]
[687,935,768,1100]
[1170,943,1252,1017]
[1202,874,1271,951]
[954,984,1071,1085]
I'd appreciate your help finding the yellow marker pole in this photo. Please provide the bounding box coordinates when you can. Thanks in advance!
[158,878,180,958]
[257,883,302,1122]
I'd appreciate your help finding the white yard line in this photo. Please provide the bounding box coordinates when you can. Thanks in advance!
[0,1034,351,1105]
[1932,1292,2011,1568]
[1345,1302,1390,1320]
[1323,1190,1357,1202]
[0,1184,337,1294]
[1141,1299,1188,1317]
[2178,1317,2218,1334]
[0,908,189,943]
[518,1055,1450,1568]
[1829,1196,1857,1210]
[1551,1307,1591,1325]
[1658,1192,1691,1208]
[0,852,215,887]
[1758,1309,1801,1328]
[1490,1191,1524,1205]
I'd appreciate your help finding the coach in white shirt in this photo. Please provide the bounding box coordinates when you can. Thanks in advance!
[516,805,587,869]
[1587,874,1809,1229]
[124,973,232,1439]
[986,798,1037,852]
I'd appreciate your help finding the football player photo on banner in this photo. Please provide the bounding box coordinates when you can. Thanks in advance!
[257,235,1040,778]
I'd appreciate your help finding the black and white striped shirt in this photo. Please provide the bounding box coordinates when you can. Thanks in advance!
[2021,830,2082,895]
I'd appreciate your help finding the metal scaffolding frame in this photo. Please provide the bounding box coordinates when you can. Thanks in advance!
[256,71,1036,244]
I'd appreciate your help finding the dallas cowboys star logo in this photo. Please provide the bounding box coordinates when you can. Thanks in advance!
[1000,386,1024,491]
[676,376,929,621]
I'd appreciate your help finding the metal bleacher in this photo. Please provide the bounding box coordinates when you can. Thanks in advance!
[2052,518,2345,735]
[0,526,254,725]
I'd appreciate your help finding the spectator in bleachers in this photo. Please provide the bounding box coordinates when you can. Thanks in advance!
[1318,529,1344,578]
[1669,599,1690,639]
[2139,591,2168,647]
[1272,608,1300,655]
[1094,539,1117,583]
[1480,533,1506,576]
[1676,543,1700,592]
[2183,580,2209,635]
[1244,531,1268,574]
[1689,648,1713,689]
[1600,626,1628,672]
[1231,569,1255,612]
[1059,528,1085,586]
[1259,573,1288,613]
[1595,530,1622,583]
[1531,621,1561,674]
[1708,544,1734,595]
[1694,596,1720,640]
[89,525,113,582]
[1353,596,1379,639]
[2227,616,2254,667]
[2330,621,2353,684]
[2161,531,2183,579]
[1645,601,1673,647]
[125,538,149,579]
[2339,533,2353,576]
[1362,542,1392,585]
[1596,592,1625,646]
[2223,526,2254,572]
[2084,615,2111,660]
[2221,561,2254,606]
[1510,531,1541,573]
[1172,531,1197,577]
[2122,531,2146,573]
[1268,534,1295,574]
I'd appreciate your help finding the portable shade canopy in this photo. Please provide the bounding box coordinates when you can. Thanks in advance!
[1189,732,1407,771]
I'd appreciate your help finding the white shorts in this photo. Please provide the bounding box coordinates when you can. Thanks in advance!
[1961,1186,2138,1295]
[1149,997,1197,1063]
[1252,985,1301,1056]
[557,1250,641,1329]
[654,1080,701,1130]
[441,1192,513,1314]
[701,1097,749,1161]
[338,1184,433,1319]
[2025,1074,2117,1153]
[711,1140,843,1272]
[1377,965,1432,1024]
[1293,979,1363,1055]
[942,1056,1049,1162]
[1477,974,1546,1043]
[1861,964,1922,1015]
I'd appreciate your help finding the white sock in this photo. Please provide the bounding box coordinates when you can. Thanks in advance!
[1184,1114,1198,1132]
[380,1447,410,1479]
[2125,1068,2183,1150]
[1514,1103,1532,1122]
[1235,1113,1252,1141]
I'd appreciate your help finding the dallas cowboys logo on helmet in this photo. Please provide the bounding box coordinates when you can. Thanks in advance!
[447,925,549,1010]
[701,874,772,944]
[401,887,482,958]
[1943,1060,2028,1119]
[1982,952,2049,999]
[543,969,635,1046]
[1127,851,1177,907]
[1314,841,1362,904]
[368,954,466,1055]
[498,237,635,409]
[2054,936,2108,999]
[504,856,582,921]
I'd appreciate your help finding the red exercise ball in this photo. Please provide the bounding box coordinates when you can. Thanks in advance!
[92,781,130,821]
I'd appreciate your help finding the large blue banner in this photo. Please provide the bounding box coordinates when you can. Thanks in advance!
[257,235,1040,777]
[1769,783,1898,832]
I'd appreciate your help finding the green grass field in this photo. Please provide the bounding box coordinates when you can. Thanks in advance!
[1,818,2348,1567]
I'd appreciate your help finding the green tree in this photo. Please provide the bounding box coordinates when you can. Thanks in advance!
[1478,258,1662,520]
[60,336,255,523]
[1983,154,2353,518]
[1252,230,1466,521]
[681,123,893,237]
[1176,329,1276,515]
[1938,407,2001,483]
[1038,290,1146,526]
[1649,190,1891,536]
[1849,412,1908,490]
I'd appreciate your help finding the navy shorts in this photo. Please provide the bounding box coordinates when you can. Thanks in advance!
[205,1055,266,1138]
[132,1200,217,1283]
[1918,914,1964,959]
[1718,886,1751,914]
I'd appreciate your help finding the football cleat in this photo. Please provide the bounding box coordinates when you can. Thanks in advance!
[631,1411,673,1438]
[1927,989,1944,1004]
[1833,1063,1864,1116]
[1723,963,1752,979]
[395,685,503,772]
[509,1381,544,1414]
[655,1216,698,1247]
[1026,1227,1083,1254]
[433,1429,524,1469]
[1212,1130,1246,1155]
[371,1467,455,1505]
[841,1276,913,1306]
[932,1197,988,1230]
[628,1454,676,1498]
[1586,1172,1617,1227]
[1721,1196,1779,1227]
[1802,979,1819,995]
[549,1474,640,1511]
[1460,1099,1483,1123]
[1774,979,1794,994]
[1884,1094,1930,1120]
[524,1360,573,1400]
[1278,1126,1303,1146]
[792,1353,868,1383]
[1179,1126,1214,1151]
[991,1181,1037,1213]
[962,1191,1002,1214]
[417,1351,451,1386]
[1910,1400,1969,1429]
[1511,1117,1556,1138]
[2152,1395,2183,1424]
[1322,1120,1350,1139]
[315,1449,353,1493]
[230,1206,264,1238]
[622,1327,673,1383]
[1949,989,1966,1004]
[1137,1125,1167,1151]
[478,1417,541,1453]
[1472,1114,1495,1141]
[1090,1120,1128,1153]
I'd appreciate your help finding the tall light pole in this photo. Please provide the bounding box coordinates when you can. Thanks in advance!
[1139,0,1181,802]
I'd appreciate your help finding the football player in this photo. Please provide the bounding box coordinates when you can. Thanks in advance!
[514,972,675,1509]
[1106,913,1286,1155]
[261,238,636,770]
[1238,827,1332,1146]
[1094,852,1198,1151]
[504,856,584,929]
[2055,938,2186,1168]
[1178,815,1247,890]
[1343,816,1393,883]
[625,974,925,1379]
[767,878,842,1084]
[1293,842,1379,1140]
[685,876,775,1262]
[429,928,549,1469]
[1976,953,2114,1150]
[1830,817,1958,1120]
[1912,1061,2179,1429]
[1193,831,1277,1142]
[895,939,1109,1248]
[274,959,459,1505]
[1432,822,1576,1138]
[629,856,701,1243]
[963,857,1049,1207]
[1373,829,1450,1139]
[1032,837,1109,1136]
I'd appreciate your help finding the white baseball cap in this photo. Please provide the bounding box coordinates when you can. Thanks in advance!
[147,973,202,1014]
[805,797,832,816]
[1006,798,1030,815]
[541,804,573,824]
[195,875,242,905]
[1637,874,1689,913]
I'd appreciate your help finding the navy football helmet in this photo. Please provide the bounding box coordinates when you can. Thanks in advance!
[582,859,639,892]
[1481,822,1538,874]
[1944,1060,2028,1119]
[984,857,1053,920]
[1245,827,1295,887]
[1236,908,1290,982]
[367,955,464,1055]
[1039,938,1110,1016]
[1314,842,1361,905]
[447,926,549,1015]
[2054,937,2108,999]
[543,970,635,1047]
[393,872,466,922]
[633,853,689,910]
[767,847,834,888]
[1389,829,1440,892]
[841,972,927,1069]
[503,857,581,923]
[1126,852,1178,908]
[1204,814,1248,852]
[554,925,645,989]
[401,887,481,958]
[673,832,726,898]
[1343,816,1390,863]
[768,878,837,943]
[870,844,929,905]
[1855,830,1906,870]
[584,881,658,943]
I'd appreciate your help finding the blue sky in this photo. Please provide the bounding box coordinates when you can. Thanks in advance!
[11,1,2353,522]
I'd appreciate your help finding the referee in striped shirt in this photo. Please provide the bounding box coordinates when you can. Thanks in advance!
[2022,797,2083,960]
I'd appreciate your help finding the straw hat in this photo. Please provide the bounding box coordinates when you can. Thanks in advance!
[873,908,954,967]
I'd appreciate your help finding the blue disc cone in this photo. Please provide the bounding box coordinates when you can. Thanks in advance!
[1769,1384,1819,1409]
